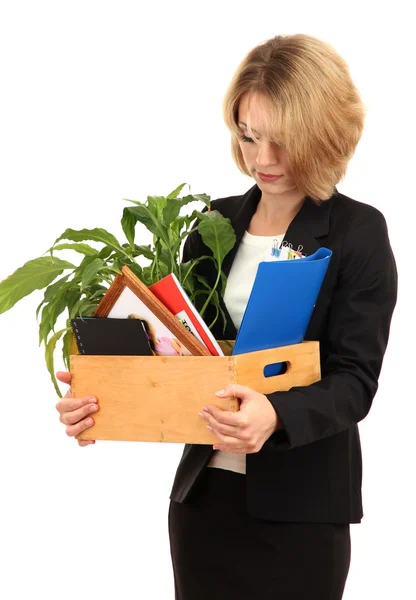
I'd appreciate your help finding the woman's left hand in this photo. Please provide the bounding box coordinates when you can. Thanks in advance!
[199,384,282,454]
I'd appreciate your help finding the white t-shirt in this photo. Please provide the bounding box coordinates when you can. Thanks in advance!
[207,230,285,475]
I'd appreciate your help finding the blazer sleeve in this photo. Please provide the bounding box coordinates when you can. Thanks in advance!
[265,208,398,451]
[181,207,209,263]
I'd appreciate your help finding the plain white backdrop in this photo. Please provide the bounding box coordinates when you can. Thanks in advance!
[0,1,413,598]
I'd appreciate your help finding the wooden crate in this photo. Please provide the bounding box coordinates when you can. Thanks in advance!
[70,340,320,444]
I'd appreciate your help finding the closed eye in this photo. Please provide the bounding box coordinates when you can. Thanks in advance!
[240,134,255,143]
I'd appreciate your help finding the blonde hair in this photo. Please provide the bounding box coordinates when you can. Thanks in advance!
[223,34,365,201]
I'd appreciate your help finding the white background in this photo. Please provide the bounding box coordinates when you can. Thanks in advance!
[0,1,414,598]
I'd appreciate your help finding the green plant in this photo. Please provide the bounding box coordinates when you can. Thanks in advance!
[0,183,236,396]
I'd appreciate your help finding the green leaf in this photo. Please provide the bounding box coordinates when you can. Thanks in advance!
[122,243,154,261]
[0,257,75,315]
[52,228,126,257]
[158,248,171,269]
[45,327,70,397]
[86,284,108,301]
[39,303,53,346]
[44,275,71,303]
[66,287,82,318]
[141,266,153,286]
[62,327,73,371]
[70,298,83,320]
[122,197,142,207]
[97,246,113,260]
[81,258,105,290]
[35,298,45,322]
[127,205,169,245]
[162,199,183,228]
[163,195,202,228]
[51,243,98,256]
[147,195,167,220]
[197,211,236,268]
[166,183,188,199]
[36,274,70,322]
[181,193,211,208]
[72,254,100,284]
[77,300,98,318]
[127,262,144,281]
[38,289,68,347]
[121,206,137,248]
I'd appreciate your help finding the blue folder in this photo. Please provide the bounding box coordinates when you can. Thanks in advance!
[232,247,332,375]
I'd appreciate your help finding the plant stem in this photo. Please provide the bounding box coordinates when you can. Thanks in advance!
[208,305,219,329]
[200,266,221,316]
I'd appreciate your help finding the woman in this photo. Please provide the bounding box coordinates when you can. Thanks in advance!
[56,34,397,599]
[127,313,184,355]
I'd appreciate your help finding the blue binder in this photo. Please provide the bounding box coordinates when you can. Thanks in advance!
[232,247,332,375]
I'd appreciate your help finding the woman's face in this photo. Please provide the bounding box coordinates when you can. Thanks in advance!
[237,92,300,198]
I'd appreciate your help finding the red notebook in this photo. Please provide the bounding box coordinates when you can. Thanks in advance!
[149,273,223,356]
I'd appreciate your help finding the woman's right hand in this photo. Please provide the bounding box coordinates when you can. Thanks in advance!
[55,371,98,446]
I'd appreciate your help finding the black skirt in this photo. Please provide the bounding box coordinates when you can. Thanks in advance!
[168,467,351,600]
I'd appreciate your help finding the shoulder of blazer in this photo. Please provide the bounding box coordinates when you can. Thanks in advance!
[329,191,388,232]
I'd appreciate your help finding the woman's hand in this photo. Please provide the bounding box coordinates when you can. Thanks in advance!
[199,384,282,453]
[55,371,98,447]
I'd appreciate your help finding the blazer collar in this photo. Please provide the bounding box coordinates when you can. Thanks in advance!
[222,183,335,277]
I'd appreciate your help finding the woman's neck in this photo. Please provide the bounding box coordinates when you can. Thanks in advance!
[247,190,305,236]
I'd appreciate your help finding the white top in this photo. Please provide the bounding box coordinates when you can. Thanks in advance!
[207,230,285,475]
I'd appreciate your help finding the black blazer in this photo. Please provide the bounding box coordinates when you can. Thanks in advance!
[169,184,397,523]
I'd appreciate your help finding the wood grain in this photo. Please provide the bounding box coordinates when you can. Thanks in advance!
[72,341,320,444]
[235,342,320,394]
[72,354,238,444]
[93,273,125,317]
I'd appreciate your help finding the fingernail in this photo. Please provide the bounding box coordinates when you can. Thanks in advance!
[85,419,93,426]
[90,405,98,412]
[89,397,97,403]
[215,389,225,396]
[198,412,205,419]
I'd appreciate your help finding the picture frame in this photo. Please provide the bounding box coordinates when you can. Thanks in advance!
[92,264,211,357]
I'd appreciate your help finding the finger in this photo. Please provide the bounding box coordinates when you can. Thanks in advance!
[59,401,99,425]
[203,405,245,428]
[78,440,95,447]
[56,394,97,414]
[208,422,249,441]
[56,371,72,385]
[216,383,253,399]
[65,416,95,438]
[203,413,249,440]
[211,429,247,452]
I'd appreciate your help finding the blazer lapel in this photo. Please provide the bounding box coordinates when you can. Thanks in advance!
[221,185,262,278]
[213,185,262,340]
[281,191,334,256]
[212,184,336,342]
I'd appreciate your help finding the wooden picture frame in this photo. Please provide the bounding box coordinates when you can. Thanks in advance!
[92,265,210,357]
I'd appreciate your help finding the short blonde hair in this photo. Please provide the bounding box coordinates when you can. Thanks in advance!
[223,34,365,201]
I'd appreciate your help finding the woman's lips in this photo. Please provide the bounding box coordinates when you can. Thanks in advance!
[257,173,284,182]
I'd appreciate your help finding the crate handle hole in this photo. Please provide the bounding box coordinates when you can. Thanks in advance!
[263,361,289,378]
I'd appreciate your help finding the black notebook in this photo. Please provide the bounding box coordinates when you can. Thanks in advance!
[71,317,154,355]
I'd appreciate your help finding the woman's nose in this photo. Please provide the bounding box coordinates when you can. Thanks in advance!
[256,143,279,166]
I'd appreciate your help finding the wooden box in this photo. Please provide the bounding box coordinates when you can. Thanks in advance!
[70,340,320,444]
